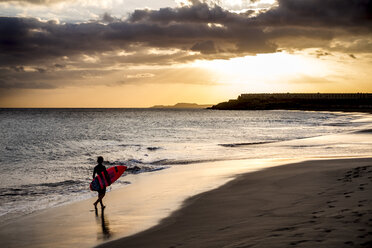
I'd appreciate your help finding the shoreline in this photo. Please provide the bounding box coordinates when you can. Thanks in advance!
[98,157,372,248]
[0,158,294,248]
[0,157,371,248]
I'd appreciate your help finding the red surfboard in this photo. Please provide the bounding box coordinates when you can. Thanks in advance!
[90,165,127,191]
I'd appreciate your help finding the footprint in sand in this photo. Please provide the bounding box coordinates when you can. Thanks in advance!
[289,240,309,245]
[292,233,304,237]
[333,215,344,219]
[353,211,365,217]
[268,233,281,237]
[218,226,231,231]
[312,211,319,214]
[273,227,296,232]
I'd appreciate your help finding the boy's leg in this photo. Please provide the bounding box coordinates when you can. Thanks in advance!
[94,197,99,208]
[99,192,106,208]
[94,190,104,208]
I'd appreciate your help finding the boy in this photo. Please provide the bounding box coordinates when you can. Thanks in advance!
[93,156,107,209]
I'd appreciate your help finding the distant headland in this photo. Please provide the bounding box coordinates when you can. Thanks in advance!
[151,103,213,109]
[209,93,372,112]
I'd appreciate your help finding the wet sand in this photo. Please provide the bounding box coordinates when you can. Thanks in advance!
[0,158,289,248]
[98,158,372,248]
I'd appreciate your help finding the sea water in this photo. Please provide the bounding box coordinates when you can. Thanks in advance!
[0,108,371,223]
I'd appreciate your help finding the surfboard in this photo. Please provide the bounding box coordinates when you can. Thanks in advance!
[90,165,127,191]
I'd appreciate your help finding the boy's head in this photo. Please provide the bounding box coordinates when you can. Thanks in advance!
[97,156,104,164]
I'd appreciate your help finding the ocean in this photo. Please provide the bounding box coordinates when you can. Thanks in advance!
[0,108,371,223]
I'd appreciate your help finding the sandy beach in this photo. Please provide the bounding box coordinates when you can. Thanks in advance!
[98,157,372,248]
[0,157,371,248]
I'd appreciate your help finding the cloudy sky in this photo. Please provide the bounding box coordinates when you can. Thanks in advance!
[0,0,371,107]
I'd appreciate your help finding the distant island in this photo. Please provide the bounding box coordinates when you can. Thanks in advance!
[151,103,213,109]
[209,93,372,112]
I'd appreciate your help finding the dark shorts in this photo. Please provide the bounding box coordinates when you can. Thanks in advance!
[98,187,106,195]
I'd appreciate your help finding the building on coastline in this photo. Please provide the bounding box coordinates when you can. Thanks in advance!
[238,93,372,100]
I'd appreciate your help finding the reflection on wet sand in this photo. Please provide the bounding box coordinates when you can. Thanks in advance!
[95,208,111,240]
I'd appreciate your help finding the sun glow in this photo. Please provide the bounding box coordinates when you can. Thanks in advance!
[193,52,330,85]
[190,51,340,94]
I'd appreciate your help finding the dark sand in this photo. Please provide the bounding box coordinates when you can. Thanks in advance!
[98,158,372,248]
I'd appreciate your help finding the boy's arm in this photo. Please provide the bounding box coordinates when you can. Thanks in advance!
[93,168,96,179]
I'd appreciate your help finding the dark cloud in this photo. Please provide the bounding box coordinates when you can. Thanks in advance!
[36,67,46,73]
[0,13,274,67]
[258,0,372,29]
[128,3,254,24]
[54,63,65,68]
[11,66,25,72]
[101,13,118,24]
[0,0,372,89]
[191,40,217,54]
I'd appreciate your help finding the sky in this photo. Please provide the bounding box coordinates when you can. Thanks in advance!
[0,0,371,107]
